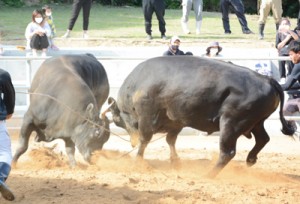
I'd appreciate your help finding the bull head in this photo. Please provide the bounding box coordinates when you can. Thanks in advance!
[107,97,139,147]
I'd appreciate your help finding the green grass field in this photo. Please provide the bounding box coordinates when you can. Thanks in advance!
[0,3,298,45]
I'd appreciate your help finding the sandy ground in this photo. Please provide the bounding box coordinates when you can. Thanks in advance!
[2,130,300,204]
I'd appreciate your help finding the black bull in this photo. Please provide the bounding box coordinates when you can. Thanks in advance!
[13,54,110,166]
[108,56,294,177]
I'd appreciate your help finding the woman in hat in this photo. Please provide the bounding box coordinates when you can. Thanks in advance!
[203,42,222,57]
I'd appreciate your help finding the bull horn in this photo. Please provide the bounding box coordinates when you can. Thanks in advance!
[100,100,115,118]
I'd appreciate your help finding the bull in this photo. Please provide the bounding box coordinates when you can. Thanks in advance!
[13,54,110,166]
[108,56,294,177]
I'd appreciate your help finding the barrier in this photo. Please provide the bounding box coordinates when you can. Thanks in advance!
[0,55,297,132]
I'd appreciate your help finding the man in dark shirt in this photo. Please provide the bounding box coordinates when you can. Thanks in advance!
[163,36,193,56]
[281,40,300,132]
[0,69,15,201]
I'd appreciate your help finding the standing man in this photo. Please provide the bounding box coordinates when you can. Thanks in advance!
[62,0,92,39]
[220,0,254,34]
[181,0,203,35]
[0,69,15,201]
[258,0,282,40]
[142,0,167,40]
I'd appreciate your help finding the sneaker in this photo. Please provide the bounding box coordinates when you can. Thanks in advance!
[243,30,254,34]
[0,181,15,201]
[41,52,47,57]
[147,34,153,40]
[62,32,70,38]
[83,33,89,39]
[161,35,167,40]
[224,31,231,34]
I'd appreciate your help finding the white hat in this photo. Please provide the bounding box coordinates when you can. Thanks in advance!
[170,36,180,44]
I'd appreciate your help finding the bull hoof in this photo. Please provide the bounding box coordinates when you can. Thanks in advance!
[170,157,181,169]
[246,158,257,167]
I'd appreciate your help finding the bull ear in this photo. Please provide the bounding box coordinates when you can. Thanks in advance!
[86,103,94,120]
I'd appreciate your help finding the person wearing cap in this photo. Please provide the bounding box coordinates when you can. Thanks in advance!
[258,0,282,40]
[181,0,203,35]
[163,36,193,56]
[203,42,222,57]
[220,0,254,34]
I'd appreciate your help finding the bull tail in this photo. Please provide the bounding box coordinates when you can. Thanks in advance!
[270,78,295,136]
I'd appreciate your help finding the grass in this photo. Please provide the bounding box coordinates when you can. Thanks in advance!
[0,3,298,45]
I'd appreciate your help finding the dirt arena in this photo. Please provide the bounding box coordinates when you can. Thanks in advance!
[2,128,299,204]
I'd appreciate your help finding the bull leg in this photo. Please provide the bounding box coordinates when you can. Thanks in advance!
[64,139,76,167]
[166,129,182,163]
[137,116,153,159]
[12,118,35,166]
[246,121,270,166]
[208,117,239,178]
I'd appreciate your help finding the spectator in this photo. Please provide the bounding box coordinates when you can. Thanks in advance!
[25,9,51,57]
[276,18,299,83]
[142,0,167,40]
[258,0,282,40]
[281,40,300,132]
[220,0,254,34]
[163,36,193,56]
[202,41,223,57]
[42,5,59,50]
[0,68,16,201]
[62,0,92,39]
[181,0,203,35]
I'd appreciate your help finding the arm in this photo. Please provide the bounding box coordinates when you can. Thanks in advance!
[281,64,300,90]
[277,34,292,50]
[1,72,15,116]
[25,22,34,39]
[288,30,299,41]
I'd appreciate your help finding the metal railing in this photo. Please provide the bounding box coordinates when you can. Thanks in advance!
[0,55,297,127]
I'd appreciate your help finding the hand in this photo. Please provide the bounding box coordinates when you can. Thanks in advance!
[35,31,45,36]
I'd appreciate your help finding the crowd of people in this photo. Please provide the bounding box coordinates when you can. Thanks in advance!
[0,1,296,57]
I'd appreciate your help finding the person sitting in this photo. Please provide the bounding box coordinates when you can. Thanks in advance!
[25,9,51,57]
[276,18,299,83]
[163,36,193,56]
[281,40,300,132]
[202,41,222,57]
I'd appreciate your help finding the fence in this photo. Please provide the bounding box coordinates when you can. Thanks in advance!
[0,55,297,131]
